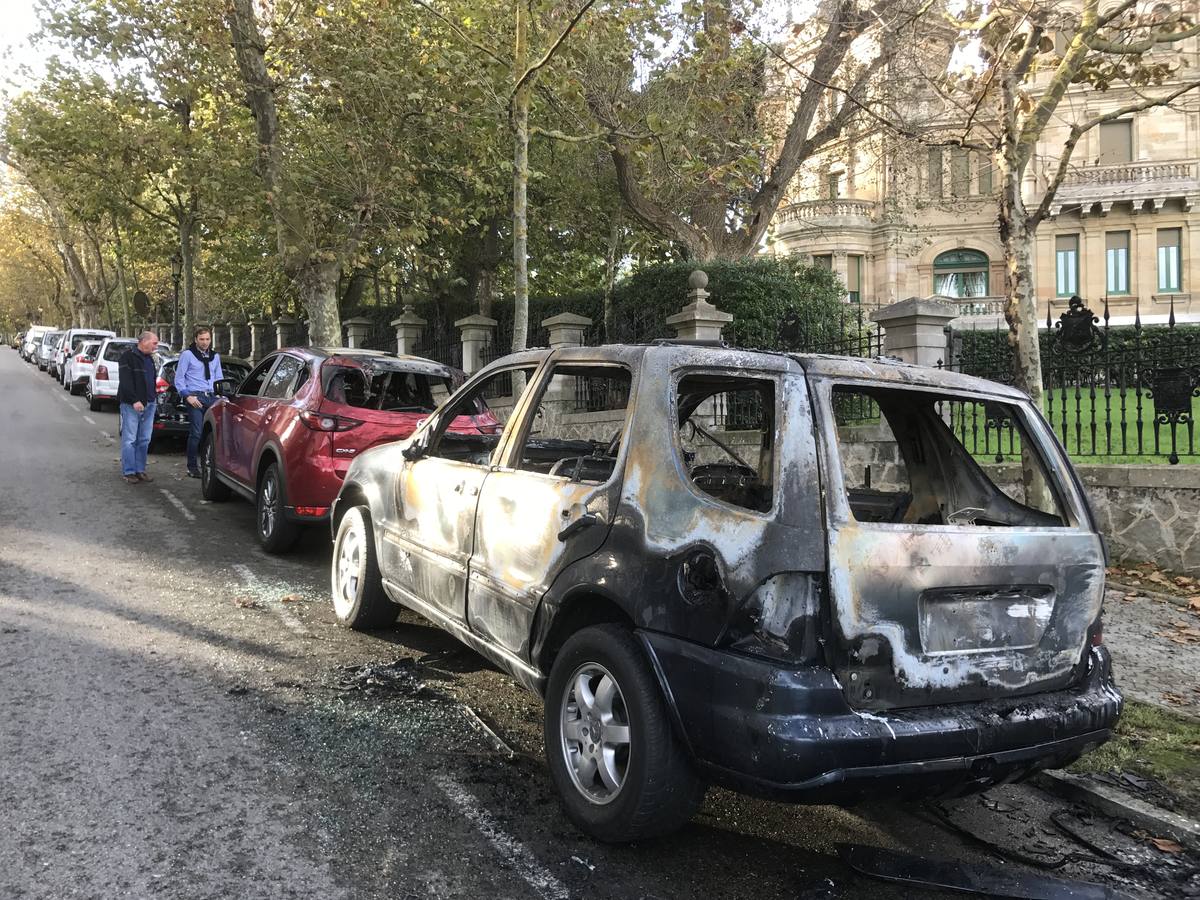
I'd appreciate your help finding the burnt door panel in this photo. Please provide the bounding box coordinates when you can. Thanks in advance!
[467,470,612,659]
[384,457,489,623]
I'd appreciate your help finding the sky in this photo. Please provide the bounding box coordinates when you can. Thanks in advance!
[0,0,45,96]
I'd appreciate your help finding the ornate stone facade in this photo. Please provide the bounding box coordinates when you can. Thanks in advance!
[767,22,1200,324]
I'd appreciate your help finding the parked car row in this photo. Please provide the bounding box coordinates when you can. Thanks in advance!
[12,328,1122,845]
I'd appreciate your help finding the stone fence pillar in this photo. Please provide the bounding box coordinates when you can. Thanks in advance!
[274,315,297,350]
[209,324,227,354]
[870,297,958,368]
[666,270,733,342]
[343,316,372,350]
[248,317,269,361]
[541,312,592,349]
[226,321,245,358]
[455,314,497,375]
[391,306,427,357]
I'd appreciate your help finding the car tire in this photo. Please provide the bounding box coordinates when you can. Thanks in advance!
[256,461,300,554]
[88,391,102,412]
[199,431,231,501]
[331,506,397,629]
[543,624,705,843]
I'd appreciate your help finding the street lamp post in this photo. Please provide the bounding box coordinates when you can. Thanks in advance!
[170,251,183,349]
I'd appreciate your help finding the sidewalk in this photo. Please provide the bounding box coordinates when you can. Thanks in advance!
[1103,585,1200,719]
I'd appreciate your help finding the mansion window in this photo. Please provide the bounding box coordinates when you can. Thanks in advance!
[1098,120,1133,166]
[951,149,970,196]
[1158,229,1182,292]
[1055,235,1079,297]
[847,254,863,303]
[927,147,943,196]
[814,254,833,270]
[933,249,989,298]
[1105,232,1130,295]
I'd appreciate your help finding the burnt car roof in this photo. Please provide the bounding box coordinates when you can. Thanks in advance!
[511,343,1026,400]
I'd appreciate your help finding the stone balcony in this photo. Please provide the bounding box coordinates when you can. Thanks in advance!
[774,199,878,235]
[1049,160,1200,216]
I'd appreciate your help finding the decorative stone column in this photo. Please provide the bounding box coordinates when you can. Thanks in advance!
[665,270,733,342]
[870,297,959,368]
[273,315,297,350]
[454,314,498,375]
[541,312,592,349]
[391,306,427,357]
[248,317,270,361]
[343,316,373,350]
[226,321,245,358]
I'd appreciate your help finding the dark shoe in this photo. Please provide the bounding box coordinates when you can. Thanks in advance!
[124,475,140,485]
[187,469,201,479]
[137,472,154,483]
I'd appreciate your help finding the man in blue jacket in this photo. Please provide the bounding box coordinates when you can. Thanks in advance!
[117,331,160,485]
[175,326,225,478]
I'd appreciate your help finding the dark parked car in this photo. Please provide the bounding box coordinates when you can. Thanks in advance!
[152,355,253,442]
[328,342,1121,842]
[200,347,498,553]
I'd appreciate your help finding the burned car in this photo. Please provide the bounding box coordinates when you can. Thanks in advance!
[328,343,1121,842]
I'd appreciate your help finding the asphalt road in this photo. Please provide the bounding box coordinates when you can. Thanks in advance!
[0,347,1193,900]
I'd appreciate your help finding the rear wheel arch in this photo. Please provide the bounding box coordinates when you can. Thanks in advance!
[536,589,636,683]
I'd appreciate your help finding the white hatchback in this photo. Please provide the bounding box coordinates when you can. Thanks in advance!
[62,339,104,395]
[87,337,138,411]
[56,328,115,386]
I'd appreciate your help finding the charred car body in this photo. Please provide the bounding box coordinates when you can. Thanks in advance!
[329,343,1121,842]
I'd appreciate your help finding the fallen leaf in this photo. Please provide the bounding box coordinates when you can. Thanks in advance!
[1163,693,1187,704]
[1150,837,1184,854]
[281,593,301,603]
[1188,597,1200,611]
[233,596,260,609]
[1148,572,1171,586]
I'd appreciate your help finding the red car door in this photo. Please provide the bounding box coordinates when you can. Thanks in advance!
[225,355,280,486]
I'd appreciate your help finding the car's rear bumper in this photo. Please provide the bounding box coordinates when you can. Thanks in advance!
[92,383,118,398]
[282,455,350,522]
[639,632,1122,804]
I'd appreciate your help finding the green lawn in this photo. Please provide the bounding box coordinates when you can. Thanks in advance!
[1068,699,1200,819]
[952,387,1200,465]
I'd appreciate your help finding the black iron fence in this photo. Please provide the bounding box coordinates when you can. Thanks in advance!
[943,295,1200,464]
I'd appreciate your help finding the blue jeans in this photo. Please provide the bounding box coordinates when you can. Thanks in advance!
[185,393,217,471]
[119,402,157,476]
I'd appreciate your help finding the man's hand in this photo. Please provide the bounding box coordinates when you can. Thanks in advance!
[187,396,202,409]
[133,401,145,413]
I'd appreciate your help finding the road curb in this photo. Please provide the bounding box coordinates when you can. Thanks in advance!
[1034,770,1200,847]
[1107,580,1196,609]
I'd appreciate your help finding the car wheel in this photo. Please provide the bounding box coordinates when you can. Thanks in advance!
[256,461,300,553]
[544,624,705,843]
[199,432,232,501]
[331,506,398,629]
[88,391,102,412]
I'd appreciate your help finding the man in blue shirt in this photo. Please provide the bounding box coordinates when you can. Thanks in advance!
[117,331,160,484]
[175,326,225,478]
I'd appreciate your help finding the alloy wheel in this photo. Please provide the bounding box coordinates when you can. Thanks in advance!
[333,521,362,619]
[259,470,278,538]
[559,663,631,805]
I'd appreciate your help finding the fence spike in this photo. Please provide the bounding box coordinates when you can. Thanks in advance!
[1134,293,1142,332]
[1046,298,1052,330]
[1169,293,1177,329]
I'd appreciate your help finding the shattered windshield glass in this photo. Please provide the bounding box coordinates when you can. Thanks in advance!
[322,363,454,413]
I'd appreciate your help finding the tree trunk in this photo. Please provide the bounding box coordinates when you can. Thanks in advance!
[998,164,1051,509]
[602,213,621,340]
[112,218,132,335]
[228,0,343,347]
[180,213,197,341]
[511,1,530,355]
[297,260,341,349]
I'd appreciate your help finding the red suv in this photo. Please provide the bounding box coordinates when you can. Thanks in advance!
[199,347,499,552]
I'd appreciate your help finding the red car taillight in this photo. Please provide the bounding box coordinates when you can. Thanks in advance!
[299,411,363,432]
[75,355,89,363]
[96,365,109,379]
